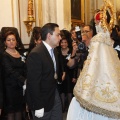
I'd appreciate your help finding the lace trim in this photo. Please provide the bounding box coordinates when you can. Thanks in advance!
[74,90,120,119]
[90,33,114,46]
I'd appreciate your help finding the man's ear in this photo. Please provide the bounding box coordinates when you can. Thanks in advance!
[47,33,51,40]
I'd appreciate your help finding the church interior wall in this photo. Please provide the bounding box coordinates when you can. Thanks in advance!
[0,0,119,45]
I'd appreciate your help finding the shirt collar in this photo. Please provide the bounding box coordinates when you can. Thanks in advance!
[42,41,53,52]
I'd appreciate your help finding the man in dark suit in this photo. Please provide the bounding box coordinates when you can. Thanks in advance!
[26,23,62,120]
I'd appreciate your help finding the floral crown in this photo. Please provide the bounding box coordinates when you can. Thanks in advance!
[95,0,115,33]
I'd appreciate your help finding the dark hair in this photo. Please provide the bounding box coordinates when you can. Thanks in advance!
[87,22,97,36]
[0,31,4,53]
[59,37,68,45]
[41,23,59,41]
[70,27,75,33]
[0,31,19,51]
[90,9,101,36]
[28,27,41,53]
[60,30,71,39]
[0,27,24,52]
[84,25,93,31]
[32,27,41,40]
[60,29,72,49]
[4,31,17,41]
[82,24,96,36]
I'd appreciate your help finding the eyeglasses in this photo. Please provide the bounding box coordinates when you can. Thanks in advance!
[82,30,91,33]
[6,38,16,41]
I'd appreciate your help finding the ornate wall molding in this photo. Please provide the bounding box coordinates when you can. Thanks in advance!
[11,0,14,26]
[24,0,36,36]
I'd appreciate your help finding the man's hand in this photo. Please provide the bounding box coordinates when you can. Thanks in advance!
[67,42,78,67]
[72,42,78,56]
[35,108,44,118]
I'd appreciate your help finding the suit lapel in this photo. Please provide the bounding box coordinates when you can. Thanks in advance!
[41,42,54,70]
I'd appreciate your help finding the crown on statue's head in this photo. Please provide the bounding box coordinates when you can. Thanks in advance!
[95,0,115,33]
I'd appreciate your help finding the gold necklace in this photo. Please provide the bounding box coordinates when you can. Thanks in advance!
[6,49,18,55]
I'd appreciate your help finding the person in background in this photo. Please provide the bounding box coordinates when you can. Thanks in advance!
[60,29,72,51]
[28,27,42,54]
[0,52,3,116]
[111,25,120,59]
[26,23,62,120]
[82,25,93,47]
[27,27,41,120]
[0,32,3,116]
[57,37,77,112]
[67,25,93,68]
[70,27,78,43]
[0,27,25,55]
[2,31,26,120]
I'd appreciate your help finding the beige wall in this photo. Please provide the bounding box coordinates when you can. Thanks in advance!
[116,0,120,11]
[39,0,71,30]
[0,0,31,45]
[0,0,19,29]
[0,0,120,44]
[0,0,13,27]
[0,0,71,44]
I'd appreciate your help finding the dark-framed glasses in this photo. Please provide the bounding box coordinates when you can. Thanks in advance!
[82,30,91,33]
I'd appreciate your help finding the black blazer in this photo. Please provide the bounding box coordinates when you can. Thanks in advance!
[0,52,3,108]
[26,42,59,112]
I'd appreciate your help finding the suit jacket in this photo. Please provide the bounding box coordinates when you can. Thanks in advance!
[26,42,59,112]
[0,52,3,108]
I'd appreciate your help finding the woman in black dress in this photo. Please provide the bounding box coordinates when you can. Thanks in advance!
[2,31,26,120]
[58,37,77,112]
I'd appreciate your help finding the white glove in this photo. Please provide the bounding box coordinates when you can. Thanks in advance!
[23,85,26,90]
[35,108,44,118]
[23,85,26,96]
[114,45,120,51]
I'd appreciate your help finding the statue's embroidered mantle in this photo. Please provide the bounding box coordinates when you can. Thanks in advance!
[74,31,120,119]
